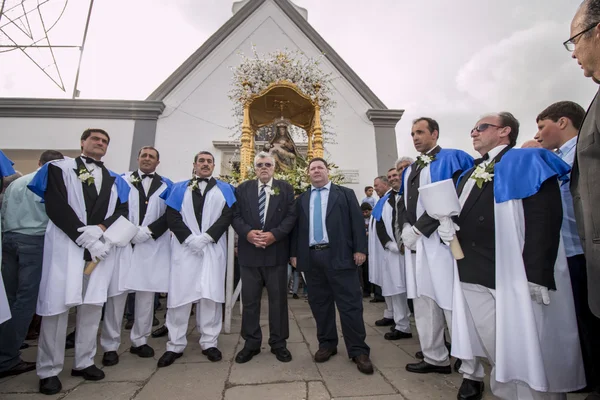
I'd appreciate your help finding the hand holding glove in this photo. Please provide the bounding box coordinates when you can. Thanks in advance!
[438,217,459,244]
[131,226,152,245]
[88,240,111,262]
[76,225,104,248]
[528,282,550,305]
[385,241,400,253]
[401,224,420,251]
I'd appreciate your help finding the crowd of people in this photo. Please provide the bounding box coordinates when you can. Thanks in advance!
[1,2,600,400]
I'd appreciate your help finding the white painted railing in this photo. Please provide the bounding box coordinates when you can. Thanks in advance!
[224,226,242,333]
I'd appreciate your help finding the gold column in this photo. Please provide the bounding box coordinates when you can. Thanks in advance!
[307,127,314,160]
[312,83,324,158]
[240,104,253,180]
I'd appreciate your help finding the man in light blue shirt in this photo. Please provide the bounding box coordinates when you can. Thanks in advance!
[536,101,600,391]
[0,150,63,379]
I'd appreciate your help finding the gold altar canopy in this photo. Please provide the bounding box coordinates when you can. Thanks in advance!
[239,81,324,178]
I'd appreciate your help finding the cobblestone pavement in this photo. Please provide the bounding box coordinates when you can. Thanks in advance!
[0,295,588,400]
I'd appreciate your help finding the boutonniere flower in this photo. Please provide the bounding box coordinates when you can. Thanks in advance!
[470,161,495,189]
[266,186,280,196]
[76,166,94,186]
[129,174,141,184]
[188,178,199,191]
[415,153,436,169]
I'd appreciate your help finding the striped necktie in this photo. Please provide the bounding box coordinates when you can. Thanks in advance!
[258,184,266,227]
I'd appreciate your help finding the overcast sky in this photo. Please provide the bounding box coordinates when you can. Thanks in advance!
[0,0,597,158]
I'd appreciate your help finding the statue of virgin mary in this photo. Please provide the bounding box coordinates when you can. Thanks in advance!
[263,119,301,171]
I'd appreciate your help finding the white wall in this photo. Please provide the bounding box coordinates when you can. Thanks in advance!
[155,0,379,200]
[0,117,135,173]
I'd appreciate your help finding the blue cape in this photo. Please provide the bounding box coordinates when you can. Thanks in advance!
[0,150,16,178]
[494,148,571,203]
[399,149,474,195]
[28,162,130,203]
[163,179,236,212]
[371,191,391,221]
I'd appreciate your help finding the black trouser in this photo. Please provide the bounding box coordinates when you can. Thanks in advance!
[304,248,369,358]
[359,258,371,295]
[568,254,600,390]
[240,265,289,350]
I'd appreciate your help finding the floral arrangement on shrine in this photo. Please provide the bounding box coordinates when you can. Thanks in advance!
[229,47,336,141]
[220,161,345,195]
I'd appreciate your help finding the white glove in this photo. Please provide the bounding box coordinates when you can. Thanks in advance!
[401,224,420,251]
[76,225,104,248]
[385,241,400,253]
[131,226,152,244]
[438,217,459,244]
[184,233,213,255]
[88,240,111,261]
[528,282,550,305]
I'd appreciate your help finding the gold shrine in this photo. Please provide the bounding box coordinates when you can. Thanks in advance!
[239,80,324,179]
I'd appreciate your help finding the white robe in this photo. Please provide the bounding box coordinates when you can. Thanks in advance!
[368,199,406,297]
[123,173,171,293]
[36,158,131,317]
[167,185,228,308]
[402,164,454,310]
[0,226,10,323]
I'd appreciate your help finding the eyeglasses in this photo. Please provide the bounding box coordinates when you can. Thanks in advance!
[563,22,599,51]
[471,123,504,133]
[256,162,273,168]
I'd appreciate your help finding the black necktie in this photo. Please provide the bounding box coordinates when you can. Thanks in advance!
[474,153,490,165]
[142,174,154,179]
[82,156,104,167]
[195,177,209,183]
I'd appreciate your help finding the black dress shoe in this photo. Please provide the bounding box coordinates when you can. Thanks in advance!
[157,351,182,367]
[65,330,75,349]
[20,343,30,350]
[235,347,260,364]
[124,320,134,330]
[457,378,484,400]
[151,325,168,338]
[102,351,119,366]
[0,360,36,378]
[415,351,424,359]
[406,360,452,374]
[292,293,299,299]
[353,354,374,374]
[39,376,62,395]
[375,317,394,326]
[271,347,292,362]
[384,329,413,340]
[152,316,160,326]
[71,365,105,381]
[130,344,155,358]
[370,298,385,303]
[202,347,222,362]
[454,359,462,373]
[314,347,337,363]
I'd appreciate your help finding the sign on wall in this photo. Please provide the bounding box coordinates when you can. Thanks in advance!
[338,169,360,184]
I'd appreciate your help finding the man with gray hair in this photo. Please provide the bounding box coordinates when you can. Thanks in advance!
[232,151,297,364]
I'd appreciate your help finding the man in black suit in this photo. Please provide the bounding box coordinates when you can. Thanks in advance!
[232,151,296,363]
[290,158,373,374]
[33,129,129,395]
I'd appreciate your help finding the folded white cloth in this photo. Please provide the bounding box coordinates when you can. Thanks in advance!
[103,216,139,247]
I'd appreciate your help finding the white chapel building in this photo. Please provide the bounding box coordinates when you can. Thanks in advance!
[0,0,403,199]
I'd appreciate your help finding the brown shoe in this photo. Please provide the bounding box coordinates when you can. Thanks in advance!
[353,354,374,374]
[314,347,337,363]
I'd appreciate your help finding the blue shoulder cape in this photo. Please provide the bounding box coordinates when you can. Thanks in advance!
[399,149,474,195]
[28,162,130,203]
[0,150,16,178]
[494,148,571,203]
[371,191,391,221]
[163,179,236,212]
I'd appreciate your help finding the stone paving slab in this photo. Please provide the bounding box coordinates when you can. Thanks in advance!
[307,381,330,400]
[224,382,306,400]
[63,382,141,400]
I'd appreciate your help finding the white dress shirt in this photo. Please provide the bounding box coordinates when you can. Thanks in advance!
[138,169,154,196]
[80,155,102,193]
[309,181,331,245]
[193,175,211,195]
[257,178,274,219]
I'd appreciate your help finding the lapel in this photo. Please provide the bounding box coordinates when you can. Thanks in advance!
[147,173,163,199]
[572,90,597,183]
[205,177,217,195]
[301,188,310,218]
[248,180,260,225]
[265,179,282,226]
[410,145,441,183]
[89,167,115,221]
[75,157,98,207]
[131,170,145,198]
[325,184,339,217]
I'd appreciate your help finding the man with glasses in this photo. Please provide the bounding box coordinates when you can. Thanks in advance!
[566,6,600,399]
[440,112,585,399]
[232,151,297,364]
[156,151,234,368]
[399,117,483,400]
